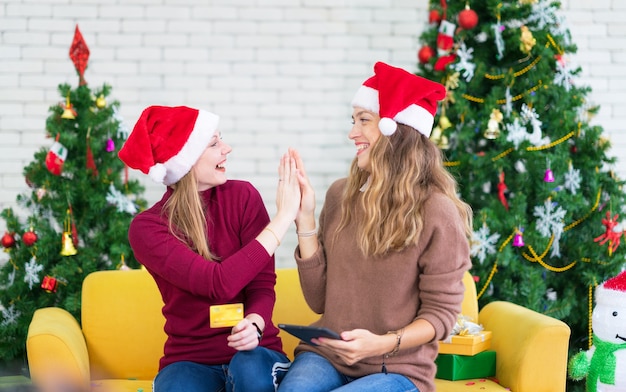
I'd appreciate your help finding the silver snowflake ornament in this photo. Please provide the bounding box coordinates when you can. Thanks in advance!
[470,224,501,264]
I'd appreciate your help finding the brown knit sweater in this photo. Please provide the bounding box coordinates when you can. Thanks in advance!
[294,178,471,392]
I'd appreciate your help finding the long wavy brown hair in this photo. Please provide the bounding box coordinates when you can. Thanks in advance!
[337,123,473,257]
[163,170,217,260]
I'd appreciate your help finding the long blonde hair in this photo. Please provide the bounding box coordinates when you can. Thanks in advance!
[338,123,473,257]
[163,170,217,260]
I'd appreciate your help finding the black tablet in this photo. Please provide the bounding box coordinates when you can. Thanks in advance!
[278,323,342,345]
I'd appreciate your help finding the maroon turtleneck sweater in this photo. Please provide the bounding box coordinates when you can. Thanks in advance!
[128,180,283,370]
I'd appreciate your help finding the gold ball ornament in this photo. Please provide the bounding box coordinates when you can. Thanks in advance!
[431,116,452,149]
[95,95,107,109]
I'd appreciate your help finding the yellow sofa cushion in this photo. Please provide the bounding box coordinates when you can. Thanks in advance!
[272,268,320,359]
[81,269,166,380]
[26,307,90,388]
[434,378,507,391]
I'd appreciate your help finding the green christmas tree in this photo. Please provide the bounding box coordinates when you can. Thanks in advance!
[0,26,146,365]
[416,1,625,390]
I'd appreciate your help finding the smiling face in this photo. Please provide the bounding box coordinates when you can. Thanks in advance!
[349,107,382,172]
[192,130,232,191]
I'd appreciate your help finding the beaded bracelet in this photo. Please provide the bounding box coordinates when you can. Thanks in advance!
[385,328,404,357]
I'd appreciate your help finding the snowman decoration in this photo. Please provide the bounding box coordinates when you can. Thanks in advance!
[569,270,626,391]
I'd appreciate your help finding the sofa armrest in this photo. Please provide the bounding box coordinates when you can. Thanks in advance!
[479,301,571,392]
[27,307,91,390]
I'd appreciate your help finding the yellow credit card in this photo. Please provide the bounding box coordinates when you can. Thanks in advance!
[209,303,244,328]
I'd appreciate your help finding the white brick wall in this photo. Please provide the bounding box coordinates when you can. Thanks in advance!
[1,0,625,268]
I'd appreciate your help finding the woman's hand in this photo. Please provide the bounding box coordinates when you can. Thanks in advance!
[312,329,395,366]
[276,152,302,223]
[227,318,261,351]
[289,148,315,227]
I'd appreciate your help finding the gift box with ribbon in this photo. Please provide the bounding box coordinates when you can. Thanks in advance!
[435,350,496,380]
[438,330,492,355]
[438,315,492,355]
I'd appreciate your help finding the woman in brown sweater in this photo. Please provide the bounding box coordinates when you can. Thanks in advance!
[277,62,473,392]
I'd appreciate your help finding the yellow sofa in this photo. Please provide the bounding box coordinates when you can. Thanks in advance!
[26,269,570,391]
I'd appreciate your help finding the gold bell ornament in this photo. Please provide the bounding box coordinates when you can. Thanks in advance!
[60,232,78,256]
[60,209,77,256]
[117,254,131,270]
[484,108,503,140]
[61,93,77,120]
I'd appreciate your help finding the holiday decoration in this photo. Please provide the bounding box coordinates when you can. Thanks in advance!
[512,229,525,247]
[416,4,626,389]
[520,103,545,146]
[2,232,16,249]
[41,276,58,293]
[60,209,77,256]
[45,138,68,176]
[22,229,38,247]
[95,94,106,109]
[564,162,582,194]
[431,115,451,149]
[497,171,509,210]
[594,212,623,255]
[61,94,77,120]
[470,223,500,264]
[24,257,43,289]
[86,130,98,176]
[434,20,457,71]
[117,254,131,271]
[106,183,138,214]
[519,25,536,54]
[484,108,502,139]
[418,45,435,64]
[429,9,442,24]
[458,4,478,30]
[106,137,115,152]
[36,187,47,200]
[451,42,476,82]
[69,25,90,85]
[544,168,555,183]
[60,232,77,256]
[0,26,146,363]
[568,271,626,391]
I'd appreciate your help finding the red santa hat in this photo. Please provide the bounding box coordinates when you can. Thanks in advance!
[350,62,446,137]
[595,270,626,307]
[118,106,219,185]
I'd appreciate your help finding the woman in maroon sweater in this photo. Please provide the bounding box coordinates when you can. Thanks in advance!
[118,105,300,392]
[279,62,473,392]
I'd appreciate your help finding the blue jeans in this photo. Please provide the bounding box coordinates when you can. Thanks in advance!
[153,347,290,392]
[277,352,418,392]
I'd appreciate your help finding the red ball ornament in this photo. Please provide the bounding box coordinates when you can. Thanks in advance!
[458,6,479,30]
[2,232,16,249]
[418,46,435,64]
[429,9,442,24]
[22,230,38,247]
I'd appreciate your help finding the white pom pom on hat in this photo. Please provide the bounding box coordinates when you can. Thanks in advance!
[379,117,397,136]
[351,62,446,137]
[595,270,626,307]
[119,106,219,186]
[148,163,167,184]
